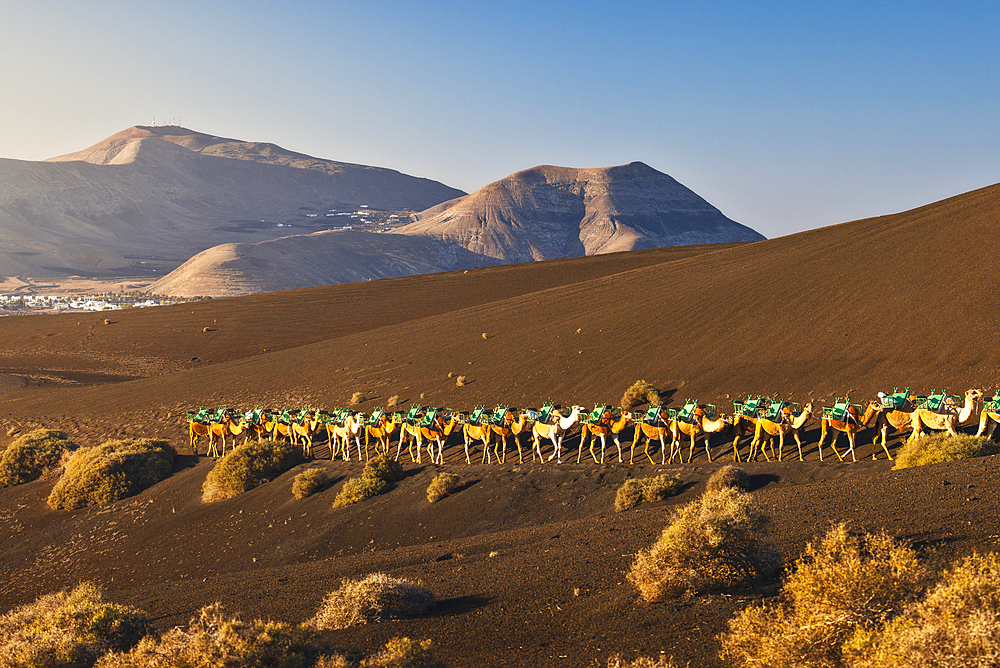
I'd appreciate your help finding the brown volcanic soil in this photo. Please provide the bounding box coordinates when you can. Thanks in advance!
[2,184,1000,666]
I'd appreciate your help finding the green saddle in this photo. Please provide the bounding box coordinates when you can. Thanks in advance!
[403,404,422,423]
[735,396,762,417]
[988,392,1000,413]
[823,398,857,422]
[879,387,911,410]
[639,404,663,424]
[763,400,786,421]
[676,399,698,424]
[921,391,948,412]
[491,405,510,426]
[368,408,384,425]
[419,408,439,427]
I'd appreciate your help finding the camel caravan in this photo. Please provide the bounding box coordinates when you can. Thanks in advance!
[186,388,999,466]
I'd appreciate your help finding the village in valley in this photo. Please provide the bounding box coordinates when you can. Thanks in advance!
[0,292,207,314]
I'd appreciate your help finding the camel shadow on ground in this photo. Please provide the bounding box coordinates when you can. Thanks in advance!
[746,473,780,491]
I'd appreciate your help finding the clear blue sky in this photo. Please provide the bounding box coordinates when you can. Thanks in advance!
[2,0,998,238]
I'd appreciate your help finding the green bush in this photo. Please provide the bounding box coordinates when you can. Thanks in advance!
[332,454,403,508]
[615,474,682,512]
[627,487,779,601]
[0,429,75,487]
[293,467,330,499]
[310,574,435,631]
[851,552,1000,668]
[0,582,151,668]
[706,464,751,493]
[48,439,175,510]
[426,472,460,503]
[202,439,302,503]
[720,524,930,668]
[95,603,328,668]
[893,433,1000,470]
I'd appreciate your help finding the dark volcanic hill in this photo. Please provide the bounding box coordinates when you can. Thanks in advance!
[395,161,765,261]
[0,126,464,276]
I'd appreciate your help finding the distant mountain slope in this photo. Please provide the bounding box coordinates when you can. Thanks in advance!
[148,230,503,297]
[151,161,764,295]
[394,162,764,262]
[0,126,464,276]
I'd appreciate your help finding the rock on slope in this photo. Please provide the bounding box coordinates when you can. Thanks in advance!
[0,126,464,276]
[395,161,765,262]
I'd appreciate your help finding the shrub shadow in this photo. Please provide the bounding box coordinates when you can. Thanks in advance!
[428,595,490,618]
[746,474,780,491]
[173,454,200,472]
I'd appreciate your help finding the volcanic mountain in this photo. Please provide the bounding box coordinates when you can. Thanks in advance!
[0,126,464,276]
[150,161,764,296]
[395,162,765,261]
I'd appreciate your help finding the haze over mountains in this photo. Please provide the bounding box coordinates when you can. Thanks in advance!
[0,126,763,295]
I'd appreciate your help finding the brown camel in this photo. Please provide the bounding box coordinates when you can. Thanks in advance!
[189,420,210,453]
[871,389,920,456]
[673,409,732,464]
[748,403,814,462]
[631,418,672,465]
[817,400,879,462]
[976,392,1000,440]
[463,414,495,464]
[290,412,322,458]
[909,389,983,440]
[580,409,633,464]
[365,413,400,459]
[421,413,459,465]
[490,408,531,464]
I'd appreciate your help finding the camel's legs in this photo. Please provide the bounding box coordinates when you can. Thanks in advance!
[614,435,623,463]
[844,432,856,462]
[795,432,805,461]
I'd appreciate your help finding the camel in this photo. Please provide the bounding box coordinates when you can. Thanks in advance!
[365,413,400,459]
[189,420,211,453]
[400,412,457,465]
[748,403,814,462]
[491,408,531,464]
[265,410,295,443]
[327,413,365,461]
[290,411,322,457]
[531,406,584,464]
[579,409,632,464]
[631,409,672,465]
[817,400,879,462]
[207,413,236,458]
[870,389,920,458]
[976,392,1000,440]
[420,413,459,465]
[909,389,983,440]
[673,409,732,464]
[463,416,495,464]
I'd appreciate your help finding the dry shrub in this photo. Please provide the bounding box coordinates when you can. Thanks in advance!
[387,395,400,408]
[606,655,677,668]
[455,375,466,387]
[0,582,151,668]
[95,603,327,668]
[720,524,930,668]
[350,392,365,406]
[293,467,330,499]
[621,380,661,411]
[481,332,488,340]
[851,552,1000,668]
[706,464,751,493]
[201,439,301,503]
[362,637,443,668]
[0,428,75,487]
[627,487,779,601]
[48,439,175,510]
[332,454,403,508]
[893,432,1000,470]
[426,472,460,503]
[615,474,682,512]
[310,574,435,630]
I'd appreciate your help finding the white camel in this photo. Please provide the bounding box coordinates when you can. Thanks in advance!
[908,389,983,441]
[531,406,584,464]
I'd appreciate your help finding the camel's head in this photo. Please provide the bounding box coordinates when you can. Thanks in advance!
[801,403,814,414]
[967,389,985,401]
[721,414,734,425]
